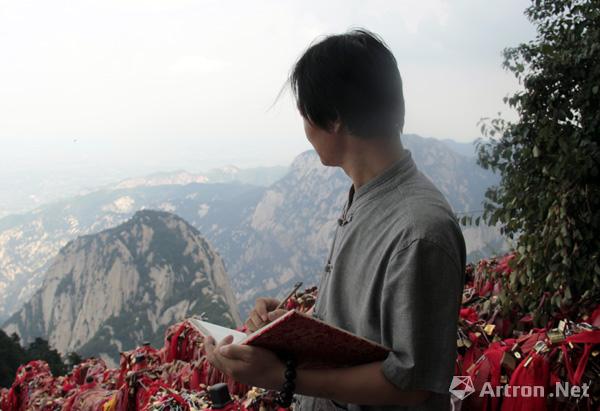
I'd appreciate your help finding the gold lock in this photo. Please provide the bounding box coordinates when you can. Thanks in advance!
[484,324,496,336]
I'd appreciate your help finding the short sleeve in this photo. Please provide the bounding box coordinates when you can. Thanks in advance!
[380,238,464,394]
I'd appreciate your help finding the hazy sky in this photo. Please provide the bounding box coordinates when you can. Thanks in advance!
[0,0,535,170]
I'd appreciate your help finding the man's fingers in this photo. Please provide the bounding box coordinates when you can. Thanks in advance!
[245,312,263,333]
[267,309,287,322]
[216,335,234,349]
[204,336,223,369]
[249,310,265,329]
[245,297,284,332]
[205,336,216,353]
[263,297,281,311]
[244,318,256,333]
[205,335,234,371]
[255,298,270,322]
[219,344,254,362]
[255,297,281,321]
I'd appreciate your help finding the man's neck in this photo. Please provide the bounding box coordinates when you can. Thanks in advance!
[340,137,405,190]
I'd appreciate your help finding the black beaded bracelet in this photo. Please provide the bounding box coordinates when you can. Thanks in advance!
[276,356,297,407]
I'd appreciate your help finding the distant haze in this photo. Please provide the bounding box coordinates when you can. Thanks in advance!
[0,0,534,214]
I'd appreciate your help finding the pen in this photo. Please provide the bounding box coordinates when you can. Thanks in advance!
[276,281,303,310]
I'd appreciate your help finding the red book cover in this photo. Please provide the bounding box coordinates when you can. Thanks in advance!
[243,310,390,368]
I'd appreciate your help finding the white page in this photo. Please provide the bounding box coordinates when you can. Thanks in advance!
[188,318,247,344]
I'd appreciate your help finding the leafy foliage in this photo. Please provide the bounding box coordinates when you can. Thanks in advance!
[25,338,69,377]
[0,331,26,388]
[0,330,80,387]
[476,0,600,324]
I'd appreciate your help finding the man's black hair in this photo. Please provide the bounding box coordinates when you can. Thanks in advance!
[290,28,404,139]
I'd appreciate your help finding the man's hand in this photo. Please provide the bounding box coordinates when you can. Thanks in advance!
[204,336,431,407]
[245,297,287,333]
[204,335,285,390]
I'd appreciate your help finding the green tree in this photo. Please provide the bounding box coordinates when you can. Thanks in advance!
[0,331,83,387]
[65,351,83,368]
[25,338,68,377]
[0,331,27,387]
[477,0,600,324]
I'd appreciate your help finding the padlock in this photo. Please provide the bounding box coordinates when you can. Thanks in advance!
[547,328,565,345]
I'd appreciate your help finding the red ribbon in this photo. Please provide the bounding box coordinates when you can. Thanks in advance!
[560,330,600,386]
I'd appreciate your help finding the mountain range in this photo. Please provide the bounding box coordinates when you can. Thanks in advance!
[0,165,287,219]
[0,134,505,323]
[2,210,240,365]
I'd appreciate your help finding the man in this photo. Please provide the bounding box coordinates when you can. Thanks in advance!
[205,29,466,411]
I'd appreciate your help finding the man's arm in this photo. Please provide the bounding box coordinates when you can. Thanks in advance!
[207,236,463,407]
[294,361,431,406]
[205,336,431,407]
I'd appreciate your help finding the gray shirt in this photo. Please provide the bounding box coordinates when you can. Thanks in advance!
[296,149,466,411]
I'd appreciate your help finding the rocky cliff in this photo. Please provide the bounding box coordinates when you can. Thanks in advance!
[2,210,240,365]
[0,134,504,321]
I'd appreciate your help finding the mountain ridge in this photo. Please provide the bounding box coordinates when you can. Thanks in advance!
[2,210,240,365]
[0,134,505,321]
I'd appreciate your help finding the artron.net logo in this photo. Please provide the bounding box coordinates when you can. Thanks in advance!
[449,375,591,401]
[449,376,476,400]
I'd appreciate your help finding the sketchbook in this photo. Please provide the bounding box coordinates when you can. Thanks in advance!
[189,309,390,368]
